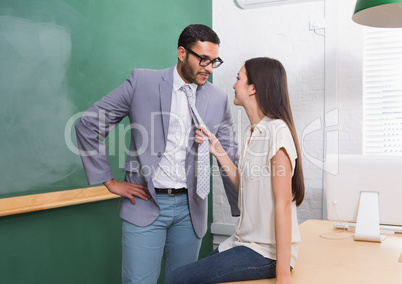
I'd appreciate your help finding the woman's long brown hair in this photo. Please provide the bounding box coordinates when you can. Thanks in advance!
[245,57,305,206]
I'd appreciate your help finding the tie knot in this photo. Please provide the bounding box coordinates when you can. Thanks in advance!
[180,84,193,98]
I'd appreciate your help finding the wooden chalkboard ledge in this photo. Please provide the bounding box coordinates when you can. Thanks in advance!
[0,186,119,217]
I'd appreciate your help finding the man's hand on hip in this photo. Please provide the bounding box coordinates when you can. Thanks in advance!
[104,179,150,205]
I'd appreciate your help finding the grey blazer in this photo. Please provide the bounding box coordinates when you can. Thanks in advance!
[75,66,239,238]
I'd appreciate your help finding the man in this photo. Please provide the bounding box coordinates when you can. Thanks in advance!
[75,24,239,283]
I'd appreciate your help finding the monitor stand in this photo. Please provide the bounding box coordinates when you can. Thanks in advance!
[354,191,386,242]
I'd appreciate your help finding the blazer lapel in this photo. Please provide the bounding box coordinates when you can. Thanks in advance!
[159,67,174,143]
[195,85,209,123]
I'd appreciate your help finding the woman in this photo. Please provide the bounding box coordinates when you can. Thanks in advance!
[165,57,305,284]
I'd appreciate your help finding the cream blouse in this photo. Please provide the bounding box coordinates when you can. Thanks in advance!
[218,116,301,268]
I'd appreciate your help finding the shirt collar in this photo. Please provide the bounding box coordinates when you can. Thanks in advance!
[249,116,273,135]
[173,65,197,94]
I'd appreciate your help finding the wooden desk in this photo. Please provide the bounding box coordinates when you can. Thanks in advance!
[225,219,402,284]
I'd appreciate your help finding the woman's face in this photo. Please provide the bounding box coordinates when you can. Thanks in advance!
[233,65,252,107]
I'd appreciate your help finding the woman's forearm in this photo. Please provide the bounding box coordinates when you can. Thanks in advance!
[214,144,240,190]
[275,200,292,280]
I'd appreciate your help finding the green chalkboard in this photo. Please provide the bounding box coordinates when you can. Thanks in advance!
[0,198,123,284]
[0,0,212,198]
[0,1,213,283]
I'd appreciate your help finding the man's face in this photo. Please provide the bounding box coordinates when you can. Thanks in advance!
[178,41,219,86]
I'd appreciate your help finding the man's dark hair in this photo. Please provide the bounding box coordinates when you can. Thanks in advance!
[178,24,220,49]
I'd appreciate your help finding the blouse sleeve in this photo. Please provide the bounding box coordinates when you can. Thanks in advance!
[267,120,297,175]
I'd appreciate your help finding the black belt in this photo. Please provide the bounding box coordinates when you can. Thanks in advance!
[154,187,187,196]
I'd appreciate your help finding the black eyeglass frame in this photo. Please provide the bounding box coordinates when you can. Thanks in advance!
[184,47,223,68]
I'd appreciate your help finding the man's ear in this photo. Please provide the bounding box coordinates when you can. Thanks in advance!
[178,46,186,62]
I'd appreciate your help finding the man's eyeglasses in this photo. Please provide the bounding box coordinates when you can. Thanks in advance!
[185,47,223,68]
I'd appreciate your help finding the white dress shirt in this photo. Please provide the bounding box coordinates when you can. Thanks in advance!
[152,66,197,189]
[218,117,301,268]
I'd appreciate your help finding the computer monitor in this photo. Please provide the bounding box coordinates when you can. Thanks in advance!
[325,154,402,242]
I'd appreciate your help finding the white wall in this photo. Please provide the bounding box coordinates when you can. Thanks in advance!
[211,0,364,242]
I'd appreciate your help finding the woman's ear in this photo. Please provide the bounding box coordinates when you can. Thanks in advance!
[249,84,256,96]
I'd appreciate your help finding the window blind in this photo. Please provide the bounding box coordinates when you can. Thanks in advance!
[363,28,402,155]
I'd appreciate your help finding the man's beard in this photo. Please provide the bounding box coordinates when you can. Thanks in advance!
[180,57,210,86]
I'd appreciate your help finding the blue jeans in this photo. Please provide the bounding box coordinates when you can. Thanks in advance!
[165,246,277,283]
[121,194,201,284]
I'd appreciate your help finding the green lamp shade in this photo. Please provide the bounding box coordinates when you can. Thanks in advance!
[352,0,402,28]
